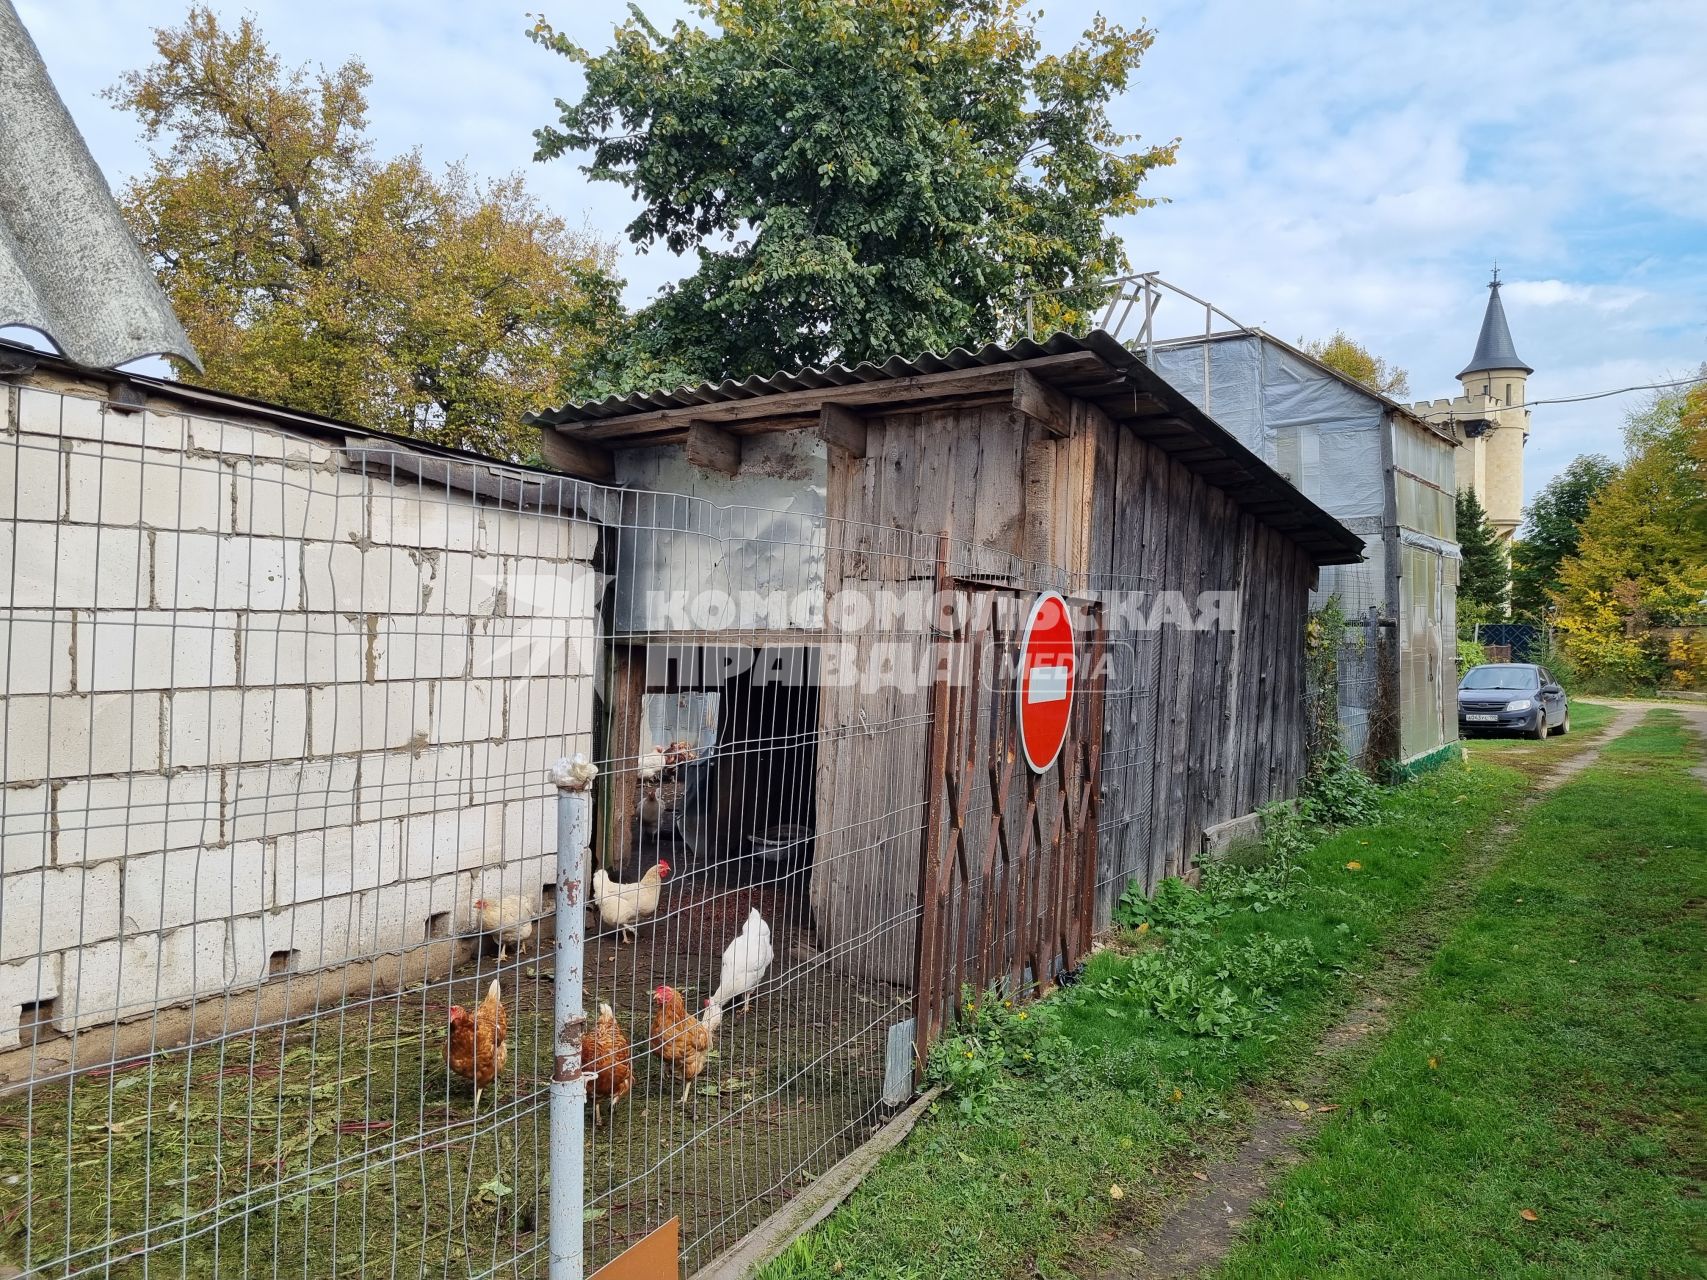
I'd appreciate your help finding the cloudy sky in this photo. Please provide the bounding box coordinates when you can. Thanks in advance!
[18,0,1706,504]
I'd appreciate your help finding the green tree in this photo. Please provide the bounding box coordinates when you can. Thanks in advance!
[1299,330,1410,398]
[1553,385,1707,689]
[1456,488,1509,626]
[1509,454,1619,619]
[531,0,1176,388]
[110,7,623,457]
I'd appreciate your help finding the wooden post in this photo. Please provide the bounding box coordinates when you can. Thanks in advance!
[1012,369,1072,439]
[818,403,868,458]
[684,419,743,476]
[911,532,954,1082]
[539,428,615,482]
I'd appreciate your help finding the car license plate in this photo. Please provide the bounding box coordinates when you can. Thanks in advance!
[1465,713,1498,722]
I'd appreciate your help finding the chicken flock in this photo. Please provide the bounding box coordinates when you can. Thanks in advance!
[445,906,775,1126]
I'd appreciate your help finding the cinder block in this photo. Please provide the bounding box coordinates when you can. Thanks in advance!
[373,616,468,682]
[264,898,370,970]
[357,744,468,822]
[0,781,52,870]
[152,533,300,611]
[79,610,241,691]
[0,953,61,1051]
[56,922,230,1028]
[501,557,597,619]
[166,688,310,769]
[233,461,367,541]
[470,617,597,681]
[429,678,502,745]
[55,769,223,864]
[227,756,359,842]
[466,735,593,809]
[0,523,151,610]
[241,612,366,686]
[300,541,429,614]
[18,387,110,443]
[502,674,594,743]
[226,914,270,988]
[503,796,554,863]
[367,871,471,951]
[309,681,429,757]
[370,478,481,552]
[0,861,123,962]
[122,842,271,933]
[273,820,399,906]
[2,692,163,782]
[0,609,77,694]
[65,442,229,533]
[397,806,505,881]
[428,550,504,617]
[0,435,65,522]
[477,507,597,561]
[184,414,289,460]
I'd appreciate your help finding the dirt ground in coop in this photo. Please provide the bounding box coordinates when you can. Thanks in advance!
[0,862,908,1279]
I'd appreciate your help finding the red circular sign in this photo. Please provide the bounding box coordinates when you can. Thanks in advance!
[1017,591,1076,773]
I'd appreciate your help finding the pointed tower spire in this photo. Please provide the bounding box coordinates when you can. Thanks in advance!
[1457,266,1531,378]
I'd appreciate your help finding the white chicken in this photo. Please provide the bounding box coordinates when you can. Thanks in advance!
[472,894,536,961]
[636,745,668,782]
[708,907,773,1017]
[638,780,663,833]
[591,859,671,943]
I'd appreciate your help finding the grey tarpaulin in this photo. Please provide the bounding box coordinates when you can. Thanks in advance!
[0,0,199,369]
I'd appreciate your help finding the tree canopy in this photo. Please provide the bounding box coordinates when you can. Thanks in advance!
[1299,331,1411,399]
[1553,382,1707,689]
[110,7,622,457]
[1509,454,1618,620]
[531,0,1176,389]
[1456,488,1509,626]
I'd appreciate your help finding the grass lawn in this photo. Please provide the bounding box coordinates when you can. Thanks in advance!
[758,751,1539,1280]
[1214,709,1707,1278]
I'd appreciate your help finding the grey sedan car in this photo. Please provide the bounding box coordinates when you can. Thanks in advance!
[1458,663,1570,739]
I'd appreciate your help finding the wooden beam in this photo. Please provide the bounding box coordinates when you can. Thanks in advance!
[537,427,614,482]
[684,419,742,476]
[1011,369,1073,438]
[559,352,1099,438]
[817,403,868,457]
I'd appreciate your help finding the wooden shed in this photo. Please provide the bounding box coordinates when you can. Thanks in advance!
[532,331,1361,1026]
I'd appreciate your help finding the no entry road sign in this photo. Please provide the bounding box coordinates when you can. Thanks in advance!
[1016,590,1076,773]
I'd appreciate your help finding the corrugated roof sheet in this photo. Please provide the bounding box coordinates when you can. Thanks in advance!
[531,329,1367,566]
[1458,279,1530,379]
[0,0,199,370]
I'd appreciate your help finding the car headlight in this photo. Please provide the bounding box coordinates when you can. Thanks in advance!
[1503,698,1534,712]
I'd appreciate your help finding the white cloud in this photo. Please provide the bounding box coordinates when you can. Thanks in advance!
[14,0,1707,504]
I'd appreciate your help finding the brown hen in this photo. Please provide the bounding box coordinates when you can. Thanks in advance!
[581,1001,632,1127]
[447,978,508,1111]
[651,984,720,1106]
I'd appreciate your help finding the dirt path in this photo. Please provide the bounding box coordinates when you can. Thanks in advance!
[1084,704,1651,1280]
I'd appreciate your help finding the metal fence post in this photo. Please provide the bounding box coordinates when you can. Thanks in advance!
[548,755,596,1280]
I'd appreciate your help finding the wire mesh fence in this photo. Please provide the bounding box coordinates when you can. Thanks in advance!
[1,383,599,1278]
[1,383,1113,1277]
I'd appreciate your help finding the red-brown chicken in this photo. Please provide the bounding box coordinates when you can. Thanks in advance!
[447,978,508,1111]
[581,1001,633,1127]
[651,984,720,1107]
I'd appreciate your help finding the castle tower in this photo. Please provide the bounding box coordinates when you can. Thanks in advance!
[1413,269,1532,541]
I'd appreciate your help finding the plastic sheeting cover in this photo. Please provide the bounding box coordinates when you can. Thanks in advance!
[1149,335,1387,521]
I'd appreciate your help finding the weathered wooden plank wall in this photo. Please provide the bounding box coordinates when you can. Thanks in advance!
[1089,418,1313,923]
[814,394,1316,976]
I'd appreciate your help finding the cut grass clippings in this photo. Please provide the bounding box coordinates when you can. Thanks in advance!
[758,751,1536,1280]
[1213,709,1707,1279]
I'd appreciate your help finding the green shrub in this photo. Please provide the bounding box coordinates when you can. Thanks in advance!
[925,987,1071,1119]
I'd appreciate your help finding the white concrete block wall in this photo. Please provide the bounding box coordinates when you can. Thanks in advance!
[1,381,600,1039]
